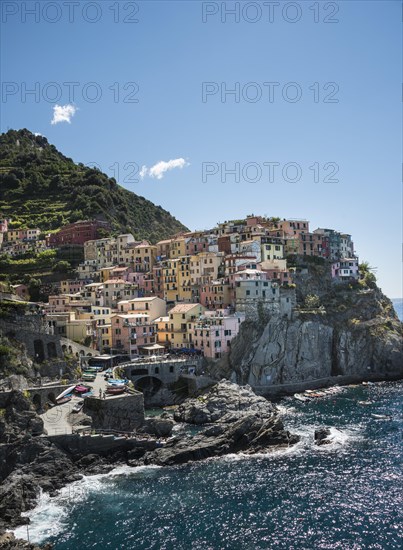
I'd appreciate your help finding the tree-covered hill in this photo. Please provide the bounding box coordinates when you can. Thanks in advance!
[0,129,188,242]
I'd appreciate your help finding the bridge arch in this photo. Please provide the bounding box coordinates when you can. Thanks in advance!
[34,339,45,362]
[47,391,56,404]
[134,376,163,398]
[47,342,57,359]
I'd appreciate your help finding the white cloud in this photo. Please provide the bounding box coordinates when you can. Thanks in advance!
[139,165,148,180]
[51,104,77,125]
[34,132,42,136]
[140,158,188,180]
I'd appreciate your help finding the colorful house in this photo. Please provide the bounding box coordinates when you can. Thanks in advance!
[167,303,205,350]
[190,310,245,358]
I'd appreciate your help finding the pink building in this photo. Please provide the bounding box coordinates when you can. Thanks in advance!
[185,236,209,255]
[199,280,232,310]
[191,310,245,359]
[259,266,290,284]
[111,313,157,357]
[278,219,310,236]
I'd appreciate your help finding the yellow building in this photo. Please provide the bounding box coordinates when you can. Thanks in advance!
[261,239,284,261]
[177,256,193,302]
[190,252,223,285]
[168,303,205,350]
[94,323,112,352]
[132,243,157,272]
[162,258,179,303]
[155,315,170,346]
[156,239,172,260]
[99,267,115,282]
[6,229,20,243]
[169,237,186,259]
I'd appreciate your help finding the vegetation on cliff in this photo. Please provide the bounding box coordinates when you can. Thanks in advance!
[0,129,188,242]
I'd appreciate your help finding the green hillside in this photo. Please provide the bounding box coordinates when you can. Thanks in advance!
[0,129,188,242]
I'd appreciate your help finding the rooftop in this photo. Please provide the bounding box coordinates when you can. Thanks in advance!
[169,303,201,313]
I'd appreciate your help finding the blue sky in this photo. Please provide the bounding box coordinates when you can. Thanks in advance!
[1,1,402,298]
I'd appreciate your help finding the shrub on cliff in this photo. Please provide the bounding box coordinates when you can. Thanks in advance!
[304,294,321,309]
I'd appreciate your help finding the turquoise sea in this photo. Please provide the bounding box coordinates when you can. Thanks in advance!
[16,381,403,549]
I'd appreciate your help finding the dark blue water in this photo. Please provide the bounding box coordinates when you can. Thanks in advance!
[17,382,403,549]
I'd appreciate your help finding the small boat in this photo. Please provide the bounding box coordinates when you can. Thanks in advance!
[56,385,76,401]
[371,413,392,420]
[74,385,91,394]
[72,402,83,413]
[56,396,72,405]
[107,378,129,386]
[82,373,96,381]
[106,387,126,395]
[294,394,309,402]
[358,400,373,406]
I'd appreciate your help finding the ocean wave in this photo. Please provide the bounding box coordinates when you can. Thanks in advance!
[13,490,68,544]
[12,464,162,544]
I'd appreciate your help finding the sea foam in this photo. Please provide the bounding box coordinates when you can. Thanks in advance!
[13,464,162,544]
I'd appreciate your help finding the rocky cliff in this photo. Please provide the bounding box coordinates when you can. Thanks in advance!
[215,283,403,388]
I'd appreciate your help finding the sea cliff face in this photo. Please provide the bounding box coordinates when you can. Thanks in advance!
[215,286,403,388]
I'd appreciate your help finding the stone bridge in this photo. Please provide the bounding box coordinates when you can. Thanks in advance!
[120,358,211,406]
[0,317,64,363]
[59,337,99,359]
[26,384,73,410]
[0,317,99,367]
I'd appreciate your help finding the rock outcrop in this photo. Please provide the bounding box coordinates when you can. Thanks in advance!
[0,392,79,530]
[144,381,299,466]
[140,413,174,437]
[216,287,403,388]
[0,532,53,549]
[314,427,332,445]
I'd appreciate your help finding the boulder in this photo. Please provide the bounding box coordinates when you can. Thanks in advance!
[314,427,332,445]
[174,380,276,425]
[141,413,174,437]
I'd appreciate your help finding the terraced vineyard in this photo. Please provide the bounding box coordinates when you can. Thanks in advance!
[0,129,187,241]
